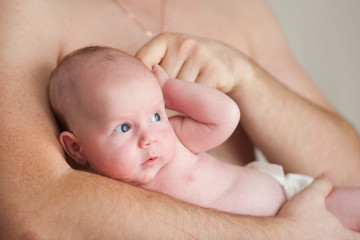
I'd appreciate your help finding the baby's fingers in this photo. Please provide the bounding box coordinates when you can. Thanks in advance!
[152,65,169,88]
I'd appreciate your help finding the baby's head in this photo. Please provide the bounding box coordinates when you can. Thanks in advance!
[49,46,177,184]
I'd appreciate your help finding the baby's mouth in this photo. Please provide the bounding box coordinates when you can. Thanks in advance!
[141,156,159,167]
[141,145,159,167]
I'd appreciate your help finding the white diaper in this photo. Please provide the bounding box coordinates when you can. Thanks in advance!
[246,161,313,200]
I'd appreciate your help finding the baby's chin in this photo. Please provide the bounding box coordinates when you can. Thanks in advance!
[111,176,153,187]
[132,168,164,187]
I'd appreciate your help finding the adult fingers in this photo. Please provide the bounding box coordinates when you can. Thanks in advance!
[176,58,201,83]
[304,173,333,201]
[159,45,188,79]
[196,67,218,90]
[136,32,189,78]
[159,34,204,79]
[137,33,204,80]
[306,174,360,239]
[289,173,333,212]
[135,33,168,69]
[278,173,360,239]
[280,173,334,217]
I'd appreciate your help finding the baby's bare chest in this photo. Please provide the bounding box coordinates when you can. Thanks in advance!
[154,151,285,215]
[156,152,244,204]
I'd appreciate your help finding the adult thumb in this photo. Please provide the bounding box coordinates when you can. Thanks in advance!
[304,173,334,200]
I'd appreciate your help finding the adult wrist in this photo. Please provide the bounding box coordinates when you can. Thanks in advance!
[227,49,259,94]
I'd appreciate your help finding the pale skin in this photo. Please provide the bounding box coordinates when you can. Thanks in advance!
[1,0,360,239]
[51,48,285,217]
[51,48,359,230]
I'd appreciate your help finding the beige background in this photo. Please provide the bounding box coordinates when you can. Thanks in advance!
[267,0,360,132]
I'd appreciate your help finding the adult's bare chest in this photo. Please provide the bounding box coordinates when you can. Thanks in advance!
[58,0,251,58]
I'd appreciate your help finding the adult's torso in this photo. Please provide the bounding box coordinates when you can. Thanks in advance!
[54,0,258,165]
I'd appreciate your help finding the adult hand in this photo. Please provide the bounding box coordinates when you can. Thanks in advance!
[136,32,253,94]
[277,174,360,239]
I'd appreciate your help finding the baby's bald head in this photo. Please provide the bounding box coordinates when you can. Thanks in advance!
[48,46,152,131]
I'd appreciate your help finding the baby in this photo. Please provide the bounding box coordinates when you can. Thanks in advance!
[49,46,359,230]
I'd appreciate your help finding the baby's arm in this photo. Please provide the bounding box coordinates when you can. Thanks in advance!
[326,187,360,231]
[153,65,240,153]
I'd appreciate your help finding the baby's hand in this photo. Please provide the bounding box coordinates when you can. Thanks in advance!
[152,65,169,89]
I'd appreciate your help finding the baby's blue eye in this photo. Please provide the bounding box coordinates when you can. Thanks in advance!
[150,113,161,122]
[114,123,131,133]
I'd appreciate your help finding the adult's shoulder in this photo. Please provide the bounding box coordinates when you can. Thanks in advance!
[0,0,60,27]
[0,0,62,72]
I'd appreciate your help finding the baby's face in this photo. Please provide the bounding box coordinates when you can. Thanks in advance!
[73,63,177,185]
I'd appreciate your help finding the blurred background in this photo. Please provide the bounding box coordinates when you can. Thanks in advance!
[267,0,360,132]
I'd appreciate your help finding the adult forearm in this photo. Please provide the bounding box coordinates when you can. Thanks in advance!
[230,61,360,185]
[1,166,280,239]
[0,124,268,239]
[1,146,355,239]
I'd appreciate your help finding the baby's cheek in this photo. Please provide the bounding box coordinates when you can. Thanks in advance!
[89,147,128,179]
[96,157,131,180]
[164,129,177,155]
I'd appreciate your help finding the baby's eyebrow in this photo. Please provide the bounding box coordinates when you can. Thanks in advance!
[106,113,128,124]
[149,100,165,111]
[103,110,129,126]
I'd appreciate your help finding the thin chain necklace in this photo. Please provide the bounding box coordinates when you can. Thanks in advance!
[113,0,167,38]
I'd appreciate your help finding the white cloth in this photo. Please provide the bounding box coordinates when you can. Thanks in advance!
[246,161,313,200]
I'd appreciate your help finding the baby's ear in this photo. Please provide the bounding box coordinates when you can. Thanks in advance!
[152,65,169,88]
[59,131,88,166]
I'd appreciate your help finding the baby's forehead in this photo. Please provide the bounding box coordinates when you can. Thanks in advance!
[59,47,160,106]
[78,51,158,92]
[77,49,152,82]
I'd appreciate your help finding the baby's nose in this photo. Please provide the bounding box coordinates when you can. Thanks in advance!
[139,130,158,149]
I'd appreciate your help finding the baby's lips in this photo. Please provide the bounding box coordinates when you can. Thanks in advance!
[141,156,159,167]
